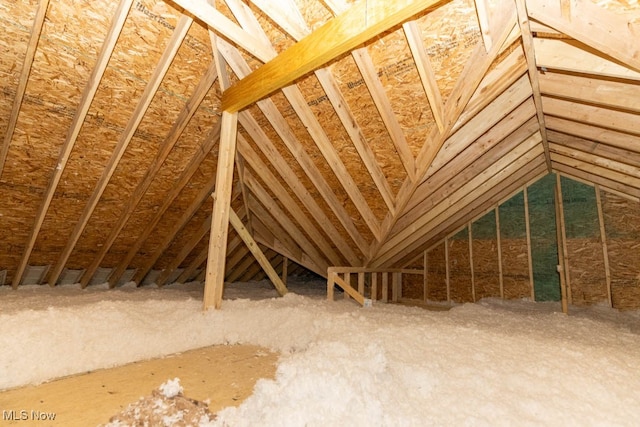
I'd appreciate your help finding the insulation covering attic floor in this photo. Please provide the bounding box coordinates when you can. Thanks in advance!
[1,0,638,298]
[1,279,640,426]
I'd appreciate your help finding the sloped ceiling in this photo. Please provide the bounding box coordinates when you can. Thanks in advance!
[0,0,638,288]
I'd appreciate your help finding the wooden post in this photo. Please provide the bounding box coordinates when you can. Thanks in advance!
[445,238,451,304]
[382,272,389,303]
[523,187,535,301]
[423,250,428,303]
[392,272,401,302]
[371,272,378,301]
[281,255,288,286]
[554,175,569,314]
[203,111,238,310]
[496,207,504,299]
[344,272,351,300]
[358,272,365,295]
[595,186,613,307]
[468,222,476,302]
[556,174,572,305]
[327,268,335,301]
[229,208,288,296]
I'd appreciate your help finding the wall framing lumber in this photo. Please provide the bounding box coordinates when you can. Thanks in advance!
[523,186,535,300]
[203,110,238,310]
[11,0,135,288]
[495,207,504,298]
[555,174,572,304]
[553,173,569,314]
[594,185,613,307]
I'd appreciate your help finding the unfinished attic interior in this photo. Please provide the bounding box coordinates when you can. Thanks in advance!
[0,0,639,312]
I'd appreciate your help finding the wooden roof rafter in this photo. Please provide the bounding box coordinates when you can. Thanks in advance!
[236,114,360,265]
[237,134,346,266]
[0,0,51,179]
[514,0,551,171]
[221,0,384,240]
[79,59,219,288]
[216,38,369,255]
[368,10,518,263]
[107,119,222,287]
[11,0,135,289]
[45,13,194,288]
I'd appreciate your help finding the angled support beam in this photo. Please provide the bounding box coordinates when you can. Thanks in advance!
[221,0,447,112]
[0,0,50,178]
[229,208,288,296]
[203,111,238,310]
[514,0,551,172]
[527,0,640,73]
[12,0,134,288]
[80,60,218,288]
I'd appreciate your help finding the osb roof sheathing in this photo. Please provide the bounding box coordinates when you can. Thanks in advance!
[0,0,639,290]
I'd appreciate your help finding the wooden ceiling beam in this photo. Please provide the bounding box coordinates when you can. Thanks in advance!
[11,0,134,288]
[515,0,551,171]
[79,60,218,288]
[106,121,221,287]
[218,39,369,254]
[526,0,640,73]
[321,0,417,179]
[221,0,447,112]
[552,162,640,200]
[0,0,50,178]
[220,1,386,240]
[46,14,194,287]
[175,244,209,284]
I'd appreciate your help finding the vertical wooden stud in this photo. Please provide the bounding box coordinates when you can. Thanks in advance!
[496,207,504,299]
[281,255,288,286]
[554,175,569,314]
[423,250,428,303]
[445,237,451,304]
[468,222,476,302]
[523,187,535,301]
[344,272,351,300]
[382,272,389,303]
[358,272,365,295]
[595,186,613,307]
[556,174,572,305]
[327,268,335,301]
[371,272,378,301]
[203,111,238,310]
[392,272,401,302]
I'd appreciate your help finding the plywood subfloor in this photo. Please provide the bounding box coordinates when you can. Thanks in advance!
[0,345,278,426]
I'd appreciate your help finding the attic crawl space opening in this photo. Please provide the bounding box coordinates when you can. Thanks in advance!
[0,0,639,310]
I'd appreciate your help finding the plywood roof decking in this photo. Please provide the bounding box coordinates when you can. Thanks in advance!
[0,0,639,288]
